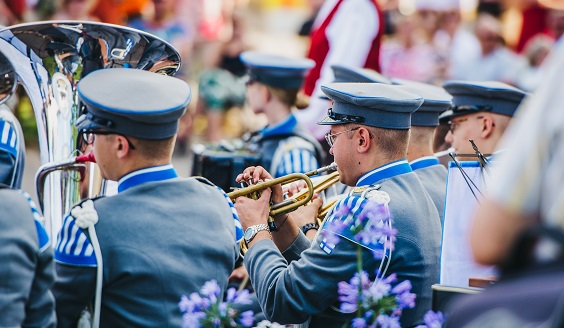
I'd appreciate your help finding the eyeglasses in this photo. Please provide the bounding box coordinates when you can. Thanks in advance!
[82,131,136,150]
[448,116,484,133]
[324,127,360,147]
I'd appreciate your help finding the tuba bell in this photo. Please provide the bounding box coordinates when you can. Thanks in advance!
[0,21,182,241]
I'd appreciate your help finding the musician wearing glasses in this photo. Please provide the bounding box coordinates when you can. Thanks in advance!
[52,69,243,327]
[439,81,527,161]
[394,80,453,226]
[239,51,324,178]
[233,83,441,327]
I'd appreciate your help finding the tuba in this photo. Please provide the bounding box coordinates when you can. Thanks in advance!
[0,21,181,241]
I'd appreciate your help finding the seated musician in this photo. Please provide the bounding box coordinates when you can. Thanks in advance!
[394,80,453,226]
[438,81,527,287]
[0,117,56,327]
[52,68,243,327]
[440,81,527,160]
[233,82,442,327]
[239,51,324,177]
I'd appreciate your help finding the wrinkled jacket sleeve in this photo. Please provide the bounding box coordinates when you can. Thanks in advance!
[245,233,375,324]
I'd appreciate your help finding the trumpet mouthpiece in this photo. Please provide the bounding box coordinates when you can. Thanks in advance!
[76,152,96,163]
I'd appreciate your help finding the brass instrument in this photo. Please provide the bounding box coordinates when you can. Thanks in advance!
[233,163,340,256]
[228,162,338,223]
[0,21,181,241]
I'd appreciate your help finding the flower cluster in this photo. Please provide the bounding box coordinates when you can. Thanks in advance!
[179,280,254,328]
[322,200,443,328]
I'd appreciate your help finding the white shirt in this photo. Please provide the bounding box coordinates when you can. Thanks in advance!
[295,0,380,140]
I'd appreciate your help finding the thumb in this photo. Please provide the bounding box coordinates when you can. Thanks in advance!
[260,187,272,201]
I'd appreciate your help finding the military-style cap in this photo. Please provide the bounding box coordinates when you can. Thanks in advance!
[318,83,423,129]
[392,79,452,127]
[331,64,391,84]
[240,51,315,89]
[439,80,527,121]
[76,68,191,140]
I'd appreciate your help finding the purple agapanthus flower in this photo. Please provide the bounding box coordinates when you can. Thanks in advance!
[200,280,221,302]
[351,317,367,328]
[321,219,348,245]
[225,287,252,305]
[376,314,401,328]
[395,292,416,310]
[238,310,255,327]
[424,310,444,328]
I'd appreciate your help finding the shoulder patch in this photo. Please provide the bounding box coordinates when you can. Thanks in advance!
[365,189,391,205]
[54,214,97,267]
[17,190,51,252]
[194,176,216,187]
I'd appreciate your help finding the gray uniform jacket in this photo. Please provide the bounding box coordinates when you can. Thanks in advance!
[53,176,239,327]
[244,161,441,327]
[0,187,56,327]
[413,164,447,226]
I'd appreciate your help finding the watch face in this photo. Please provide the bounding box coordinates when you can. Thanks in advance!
[244,227,254,241]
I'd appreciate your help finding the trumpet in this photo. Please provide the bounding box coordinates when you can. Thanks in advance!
[228,162,338,230]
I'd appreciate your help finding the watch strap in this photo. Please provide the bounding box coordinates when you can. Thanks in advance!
[301,222,319,234]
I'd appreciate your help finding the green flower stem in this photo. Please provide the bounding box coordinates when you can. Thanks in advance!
[356,245,362,318]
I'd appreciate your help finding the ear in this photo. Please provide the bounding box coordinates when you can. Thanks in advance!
[115,135,131,159]
[357,127,372,153]
[481,116,495,139]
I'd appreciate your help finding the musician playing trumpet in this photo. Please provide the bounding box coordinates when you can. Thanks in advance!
[234,83,441,327]
[52,69,243,327]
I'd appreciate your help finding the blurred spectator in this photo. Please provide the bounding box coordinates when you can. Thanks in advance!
[295,0,385,164]
[380,12,441,83]
[547,8,564,40]
[515,34,553,91]
[298,0,325,36]
[195,13,248,142]
[0,0,20,26]
[456,13,525,84]
[51,0,99,21]
[515,0,549,53]
[92,0,149,24]
[433,3,481,80]
[128,0,195,154]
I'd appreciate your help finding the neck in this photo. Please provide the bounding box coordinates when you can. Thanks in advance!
[116,156,171,180]
[265,101,292,126]
[354,151,404,184]
[407,142,434,162]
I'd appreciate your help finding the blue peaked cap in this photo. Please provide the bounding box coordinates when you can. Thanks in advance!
[392,79,452,127]
[331,64,391,84]
[240,51,315,89]
[439,80,528,121]
[318,83,423,130]
[76,68,191,140]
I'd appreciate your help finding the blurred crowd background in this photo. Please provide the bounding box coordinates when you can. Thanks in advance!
[1,0,562,151]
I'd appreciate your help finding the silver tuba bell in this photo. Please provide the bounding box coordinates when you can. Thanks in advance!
[0,21,182,241]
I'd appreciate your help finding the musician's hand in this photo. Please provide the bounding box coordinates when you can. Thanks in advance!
[234,187,272,230]
[235,166,283,204]
[228,265,248,282]
[291,193,323,228]
[284,180,308,197]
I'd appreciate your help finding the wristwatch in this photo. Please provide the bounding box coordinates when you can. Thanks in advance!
[301,222,319,234]
[244,224,270,245]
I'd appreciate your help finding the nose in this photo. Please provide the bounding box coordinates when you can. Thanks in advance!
[444,130,453,144]
[329,145,334,156]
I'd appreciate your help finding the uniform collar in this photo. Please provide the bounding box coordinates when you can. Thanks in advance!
[260,113,296,138]
[356,159,412,186]
[409,156,440,171]
[118,164,178,193]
